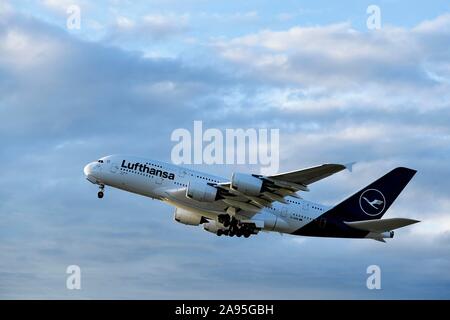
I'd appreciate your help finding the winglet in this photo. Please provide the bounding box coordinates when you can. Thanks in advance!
[345,162,356,172]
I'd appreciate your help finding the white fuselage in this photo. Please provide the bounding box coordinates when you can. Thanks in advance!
[83,155,330,235]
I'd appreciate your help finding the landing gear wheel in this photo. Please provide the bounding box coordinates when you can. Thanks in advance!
[217,230,223,236]
[219,214,231,227]
[244,232,251,238]
[97,184,105,199]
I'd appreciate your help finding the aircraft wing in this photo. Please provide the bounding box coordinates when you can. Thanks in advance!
[164,163,353,219]
[266,163,353,189]
[213,163,353,216]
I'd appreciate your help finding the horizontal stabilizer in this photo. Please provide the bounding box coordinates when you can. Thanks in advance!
[345,218,420,233]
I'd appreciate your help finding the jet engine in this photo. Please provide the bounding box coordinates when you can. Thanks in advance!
[231,173,263,196]
[203,220,225,234]
[173,208,204,226]
[186,181,218,202]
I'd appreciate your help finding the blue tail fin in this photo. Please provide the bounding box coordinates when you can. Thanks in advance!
[328,167,417,222]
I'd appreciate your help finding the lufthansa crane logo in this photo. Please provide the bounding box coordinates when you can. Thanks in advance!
[359,189,386,216]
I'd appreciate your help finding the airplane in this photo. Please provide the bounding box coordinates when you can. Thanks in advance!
[83,155,420,242]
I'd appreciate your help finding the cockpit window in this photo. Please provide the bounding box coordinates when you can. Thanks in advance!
[98,160,104,163]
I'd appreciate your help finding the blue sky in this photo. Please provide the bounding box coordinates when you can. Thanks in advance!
[1,0,450,299]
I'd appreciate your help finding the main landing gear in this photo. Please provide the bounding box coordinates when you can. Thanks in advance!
[217,214,254,238]
[97,185,105,199]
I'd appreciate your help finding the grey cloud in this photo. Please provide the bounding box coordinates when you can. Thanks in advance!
[0,14,233,141]
[213,18,450,89]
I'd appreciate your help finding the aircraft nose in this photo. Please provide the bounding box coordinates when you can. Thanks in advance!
[84,162,95,176]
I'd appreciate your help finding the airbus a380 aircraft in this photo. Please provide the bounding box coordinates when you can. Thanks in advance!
[83,155,419,241]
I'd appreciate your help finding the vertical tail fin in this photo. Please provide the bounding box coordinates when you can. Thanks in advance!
[329,167,417,222]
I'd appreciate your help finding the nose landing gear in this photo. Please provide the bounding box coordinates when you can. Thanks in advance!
[97,185,105,199]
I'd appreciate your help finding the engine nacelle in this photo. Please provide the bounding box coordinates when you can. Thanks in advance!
[231,172,263,196]
[186,181,218,202]
[173,208,203,226]
[203,220,224,234]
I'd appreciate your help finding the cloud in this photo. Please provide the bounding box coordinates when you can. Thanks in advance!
[199,11,259,23]
[0,13,233,141]
[414,13,450,33]
[213,16,450,88]
[42,0,75,12]
[0,1,13,16]
[107,13,189,43]
[40,0,89,16]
